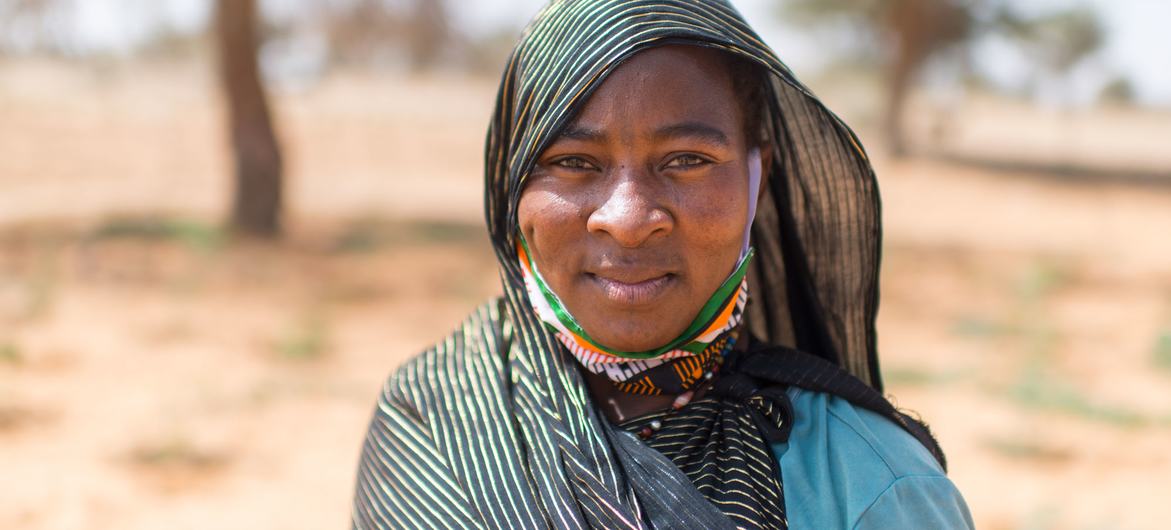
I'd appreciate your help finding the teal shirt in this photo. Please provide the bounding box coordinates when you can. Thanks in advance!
[772,387,974,529]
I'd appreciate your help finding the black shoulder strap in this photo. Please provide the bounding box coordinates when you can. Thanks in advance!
[731,344,949,472]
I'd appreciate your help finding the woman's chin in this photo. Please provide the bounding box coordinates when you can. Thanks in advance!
[583,321,684,354]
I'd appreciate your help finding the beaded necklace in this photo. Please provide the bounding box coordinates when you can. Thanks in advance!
[633,329,737,439]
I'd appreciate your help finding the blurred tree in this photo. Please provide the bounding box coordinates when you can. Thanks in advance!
[781,0,974,157]
[1098,76,1135,107]
[215,0,283,238]
[997,5,1104,105]
[0,0,70,55]
[405,0,449,71]
[322,0,399,67]
[322,0,449,71]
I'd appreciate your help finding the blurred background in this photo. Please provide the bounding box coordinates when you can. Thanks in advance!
[1,0,1168,528]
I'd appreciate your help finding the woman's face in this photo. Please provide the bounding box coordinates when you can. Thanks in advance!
[518,45,763,352]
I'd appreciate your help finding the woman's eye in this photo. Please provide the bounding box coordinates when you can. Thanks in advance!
[664,154,708,169]
[553,157,596,170]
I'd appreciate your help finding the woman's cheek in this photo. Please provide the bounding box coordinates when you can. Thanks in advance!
[520,185,589,283]
[683,179,746,242]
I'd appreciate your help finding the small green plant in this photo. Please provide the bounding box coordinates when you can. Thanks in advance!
[982,436,1071,463]
[952,261,1070,345]
[331,218,485,254]
[91,217,225,254]
[332,219,385,253]
[408,220,482,244]
[1014,261,1070,303]
[958,260,1148,426]
[882,365,966,387]
[1008,358,1147,427]
[274,312,329,360]
[1153,328,1171,374]
[128,438,221,467]
[952,315,1014,338]
[124,435,229,492]
[0,341,22,365]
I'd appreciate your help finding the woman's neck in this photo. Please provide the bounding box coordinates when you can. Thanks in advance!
[583,327,752,424]
[583,370,676,423]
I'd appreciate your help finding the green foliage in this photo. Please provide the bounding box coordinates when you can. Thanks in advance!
[776,0,1105,99]
[1013,261,1070,302]
[882,365,967,386]
[1098,76,1136,106]
[953,261,1068,350]
[982,436,1070,462]
[91,217,226,254]
[956,260,1153,427]
[127,437,226,469]
[779,0,973,50]
[997,4,1104,75]
[331,218,483,254]
[274,311,329,360]
[780,0,884,22]
[952,315,1014,338]
[0,340,22,365]
[1153,328,1171,374]
[780,0,1104,70]
[1009,357,1148,427]
[332,222,383,253]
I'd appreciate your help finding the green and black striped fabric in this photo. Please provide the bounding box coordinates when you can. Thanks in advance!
[353,0,898,528]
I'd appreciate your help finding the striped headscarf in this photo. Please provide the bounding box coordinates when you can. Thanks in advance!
[352,1,922,528]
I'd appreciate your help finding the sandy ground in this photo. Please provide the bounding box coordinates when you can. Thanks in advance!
[2,59,1170,529]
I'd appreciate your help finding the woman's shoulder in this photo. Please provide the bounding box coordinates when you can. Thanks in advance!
[378,297,511,417]
[353,298,516,529]
[787,386,945,477]
[775,387,974,529]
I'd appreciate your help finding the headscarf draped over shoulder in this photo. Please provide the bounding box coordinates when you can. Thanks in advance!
[352,1,913,529]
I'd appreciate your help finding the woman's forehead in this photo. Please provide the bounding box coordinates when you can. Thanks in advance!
[555,45,745,142]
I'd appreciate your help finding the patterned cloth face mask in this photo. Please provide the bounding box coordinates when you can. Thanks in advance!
[518,148,762,395]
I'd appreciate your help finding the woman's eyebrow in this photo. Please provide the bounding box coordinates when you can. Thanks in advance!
[653,122,730,146]
[557,124,606,142]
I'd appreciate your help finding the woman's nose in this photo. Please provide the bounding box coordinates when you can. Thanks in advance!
[586,170,672,247]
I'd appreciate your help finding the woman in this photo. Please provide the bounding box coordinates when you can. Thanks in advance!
[352,1,973,528]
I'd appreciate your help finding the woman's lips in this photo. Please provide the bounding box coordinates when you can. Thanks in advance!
[589,273,675,306]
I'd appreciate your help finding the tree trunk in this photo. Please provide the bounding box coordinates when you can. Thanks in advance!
[883,0,972,159]
[407,0,448,72]
[884,45,917,158]
[216,0,283,238]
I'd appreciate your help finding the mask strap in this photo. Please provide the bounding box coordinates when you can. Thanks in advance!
[741,147,762,259]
